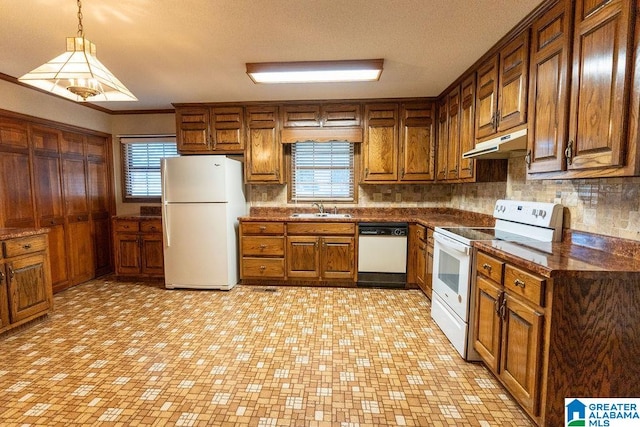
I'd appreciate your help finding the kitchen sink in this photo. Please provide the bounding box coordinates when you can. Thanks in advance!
[290,213,352,219]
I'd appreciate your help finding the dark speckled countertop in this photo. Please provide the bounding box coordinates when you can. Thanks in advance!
[112,215,162,221]
[0,228,50,240]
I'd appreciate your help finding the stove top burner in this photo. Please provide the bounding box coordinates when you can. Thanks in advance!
[435,226,549,245]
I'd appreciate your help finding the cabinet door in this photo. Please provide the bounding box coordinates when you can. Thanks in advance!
[475,54,499,139]
[141,234,164,276]
[322,103,361,127]
[459,75,476,180]
[425,230,433,298]
[416,240,427,291]
[286,236,320,279]
[497,30,530,131]
[447,87,461,180]
[68,218,95,284]
[6,253,50,323]
[211,106,244,151]
[527,1,572,174]
[62,157,89,216]
[282,104,322,127]
[0,151,35,228]
[473,276,502,372]
[0,263,10,328]
[176,107,210,152]
[436,97,448,181]
[399,103,435,181]
[320,236,355,280]
[567,0,634,170]
[114,233,142,275]
[362,103,398,182]
[92,214,112,277]
[0,117,29,149]
[45,223,69,293]
[87,155,112,277]
[245,106,282,183]
[500,294,543,416]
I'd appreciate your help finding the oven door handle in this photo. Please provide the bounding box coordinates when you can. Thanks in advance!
[434,232,471,256]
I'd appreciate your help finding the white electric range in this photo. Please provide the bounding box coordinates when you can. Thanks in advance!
[431,199,564,361]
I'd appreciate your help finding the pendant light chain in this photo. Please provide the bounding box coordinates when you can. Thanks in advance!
[77,0,84,37]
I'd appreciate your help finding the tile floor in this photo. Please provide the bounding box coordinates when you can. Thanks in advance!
[0,278,533,426]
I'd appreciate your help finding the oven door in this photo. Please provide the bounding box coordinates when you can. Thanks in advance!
[432,232,472,321]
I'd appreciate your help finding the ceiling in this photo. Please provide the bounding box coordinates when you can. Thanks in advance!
[0,0,544,112]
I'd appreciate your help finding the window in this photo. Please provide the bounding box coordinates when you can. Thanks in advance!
[291,141,355,201]
[120,135,178,201]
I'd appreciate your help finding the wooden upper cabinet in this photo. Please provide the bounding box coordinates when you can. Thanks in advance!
[436,96,448,181]
[399,102,435,181]
[447,87,461,180]
[211,106,244,151]
[176,107,210,152]
[362,103,399,182]
[0,151,35,228]
[0,118,28,149]
[459,75,476,180]
[527,0,572,174]
[31,125,60,153]
[282,103,361,128]
[567,0,634,171]
[497,30,530,132]
[60,131,84,156]
[62,157,88,216]
[475,30,529,140]
[245,106,282,183]
[475,55,500,139]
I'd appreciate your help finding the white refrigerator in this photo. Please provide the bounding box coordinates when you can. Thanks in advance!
[161,155,247,290]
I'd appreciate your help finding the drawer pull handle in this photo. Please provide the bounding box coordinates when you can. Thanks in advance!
[0,270,4,284]
[259,244,267,249]
[514,279,526,288]
[123,225,129,229]
[23,244,32,250]
[260,265,266,270]
[50,220,55,225]
[259,226,267,231]
[482,263,492,273]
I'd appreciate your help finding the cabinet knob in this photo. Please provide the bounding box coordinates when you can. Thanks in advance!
[259,226,267,231]
[49,220,55,225]
[259,244,267,250]
[482,263,492,273]
[8,266,14,280]
[23,244,32,250]
[525,150,532,169]
[260,265,266,270]
[0,270,4,284]
[514,279,526,288]
[565,140,574,165]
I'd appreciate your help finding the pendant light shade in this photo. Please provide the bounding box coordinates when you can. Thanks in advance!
[18,1,136,102]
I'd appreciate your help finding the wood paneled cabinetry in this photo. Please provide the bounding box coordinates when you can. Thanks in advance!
[286,222,356,282]
[362,102,435,183]
[408,224,432,298]
[175,106,244,153]
[527,0,640,178]
[0,114,114,293]
[244,106,282,183]
[112,217,164,278]
[0,232,53,334]
[282,103,361,128]
[476,30,530,140]
[240,221,285,280]
[473,250,544,419]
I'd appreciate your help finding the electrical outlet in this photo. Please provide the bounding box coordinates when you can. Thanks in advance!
[395,193,402,202]
[261,192,267,201]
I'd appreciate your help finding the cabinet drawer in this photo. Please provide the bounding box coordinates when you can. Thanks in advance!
[242,257,285,278]
[242,222,285,235]
[3,235,47,258]
[504,264,545,307]
[287,222,355,235]
[140,220,162,233]
[242,236,284,256]
[476,251,504,283]
[114,220,140,232]
[415,224,426,240]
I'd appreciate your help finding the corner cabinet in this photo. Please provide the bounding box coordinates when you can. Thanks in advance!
[244,106,283,183]
[362,102,435,183]
[1,232,53,334]
[112,217,164,278]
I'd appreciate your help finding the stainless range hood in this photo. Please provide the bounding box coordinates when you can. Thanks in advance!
[462,127,527,159]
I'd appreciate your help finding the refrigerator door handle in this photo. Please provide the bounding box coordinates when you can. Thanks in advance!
[162,159,171,247]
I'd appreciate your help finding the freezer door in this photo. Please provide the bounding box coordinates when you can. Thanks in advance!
[162,156,228,203]
[163,203,238,290]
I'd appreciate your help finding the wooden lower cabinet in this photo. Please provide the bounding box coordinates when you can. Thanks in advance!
[408,224,432,298]
[240,221,286,280]
[112,217,164,278]
[0,232,53,334]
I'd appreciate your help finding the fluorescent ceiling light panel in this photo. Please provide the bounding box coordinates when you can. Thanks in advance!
[246,59,384,84]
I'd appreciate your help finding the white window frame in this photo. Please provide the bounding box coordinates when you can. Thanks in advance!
[120,135,178,202]
[290,141,355,202]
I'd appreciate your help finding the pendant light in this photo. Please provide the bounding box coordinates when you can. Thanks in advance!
[18,0,136,102]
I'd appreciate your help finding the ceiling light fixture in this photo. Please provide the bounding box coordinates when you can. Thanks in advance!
[246,59,384,84]
[18,0,136,102]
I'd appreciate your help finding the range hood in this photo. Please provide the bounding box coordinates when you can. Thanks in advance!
[462,127,527,159]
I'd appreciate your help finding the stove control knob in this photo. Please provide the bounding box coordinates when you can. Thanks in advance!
[532,209,538,217]
[539,210,547,218]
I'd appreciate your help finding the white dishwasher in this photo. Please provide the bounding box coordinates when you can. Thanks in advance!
[357,222,408,288]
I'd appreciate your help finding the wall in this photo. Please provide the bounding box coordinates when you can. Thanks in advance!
[249,156,640,242]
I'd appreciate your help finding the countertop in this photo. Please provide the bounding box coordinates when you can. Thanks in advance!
[113,215,162,221]
[0,227,50,240]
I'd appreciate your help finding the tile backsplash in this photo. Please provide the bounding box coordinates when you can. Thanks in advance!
[248,157,640,241]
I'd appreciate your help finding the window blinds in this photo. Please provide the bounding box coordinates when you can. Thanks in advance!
[120,135,178,198]
[291,141,354,201]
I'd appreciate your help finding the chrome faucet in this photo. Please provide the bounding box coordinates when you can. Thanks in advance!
[312,202,324,214]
